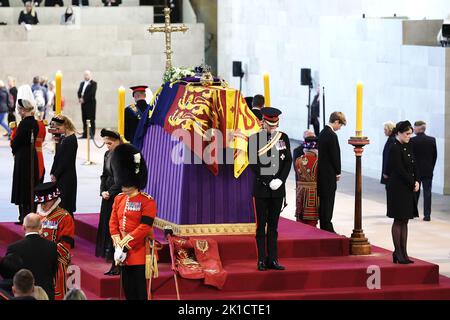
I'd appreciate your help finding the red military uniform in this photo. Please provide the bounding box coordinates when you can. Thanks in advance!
[109,192,157,266]
[41,206,75,300]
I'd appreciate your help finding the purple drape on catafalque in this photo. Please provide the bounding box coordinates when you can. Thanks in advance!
[141,125,255,225]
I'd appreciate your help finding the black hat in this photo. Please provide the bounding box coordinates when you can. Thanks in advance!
[111,143,148,189]
[51,117,65,125]
[34,182,61,204]
[100,128,121,140]
[261,107,282,126]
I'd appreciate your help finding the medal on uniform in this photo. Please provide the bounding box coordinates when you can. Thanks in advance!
[126,201,142,212]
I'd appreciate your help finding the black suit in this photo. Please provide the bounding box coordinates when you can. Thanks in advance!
[77,80,97,137]
[310,93,320,136]
[249,130,292,263]
[317,126,341,232]
[6,234,58,300]
[411,133,437,218]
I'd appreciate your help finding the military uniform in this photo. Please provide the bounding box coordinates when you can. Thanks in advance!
[35,182,75,300]
[124,85,152,144]
[109,143,155,300]
[248,107,292,271]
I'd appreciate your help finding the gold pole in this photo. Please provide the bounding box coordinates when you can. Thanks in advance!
[83,120,94,166]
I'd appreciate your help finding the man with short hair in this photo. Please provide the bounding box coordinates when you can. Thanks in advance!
[411,121,437,221]
[251,94,265,121]
[6,213,58,299]
[317,111,347,233]
[77,70,97,138]
[12,269,36,300]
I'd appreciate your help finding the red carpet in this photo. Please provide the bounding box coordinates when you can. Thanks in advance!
[1,214,450,300]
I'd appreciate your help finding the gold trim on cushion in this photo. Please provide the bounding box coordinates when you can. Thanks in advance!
[153,217,256,236]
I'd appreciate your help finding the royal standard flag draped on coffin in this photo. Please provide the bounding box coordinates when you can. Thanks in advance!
[144,81,261,178]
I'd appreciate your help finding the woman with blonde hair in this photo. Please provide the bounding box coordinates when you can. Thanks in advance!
[50,114,78,216]
[34,286,49,300]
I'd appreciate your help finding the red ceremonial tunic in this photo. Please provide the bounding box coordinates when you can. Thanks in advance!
[40,206,75,300]
[109,192,157,266]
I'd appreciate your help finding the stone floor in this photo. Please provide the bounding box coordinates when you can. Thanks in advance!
[0,131,449,277]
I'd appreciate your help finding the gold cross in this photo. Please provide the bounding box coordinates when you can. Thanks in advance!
[148,7,189,71]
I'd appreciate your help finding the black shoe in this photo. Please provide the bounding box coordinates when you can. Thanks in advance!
[423,217,431,222]
[104,265,120,276]
[257,261,267,271]
[267,260,285,270]
[392,252,409,264]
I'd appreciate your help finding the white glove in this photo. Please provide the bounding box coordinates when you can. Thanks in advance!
[114,247,127,264]
[269,179,283,191]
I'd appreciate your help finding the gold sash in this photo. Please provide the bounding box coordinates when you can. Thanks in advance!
[258,131,282,157]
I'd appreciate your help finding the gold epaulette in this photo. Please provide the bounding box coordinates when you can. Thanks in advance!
[140,192,154,200]
[9,121,16,129]
[128,104,138,113]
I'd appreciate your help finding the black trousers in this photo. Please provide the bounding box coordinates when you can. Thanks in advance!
[121,265,147,300]
[417,178,432,218]
[254,197,284,262]
[18,203,36,223]
[81,104,96,137]
[318,187,336,233]
[310,117,320,137]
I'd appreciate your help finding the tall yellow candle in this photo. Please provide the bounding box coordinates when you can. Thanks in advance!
[263,73,271,107]
[117,86,126,138]
[55,71,62,115]
[356,82,363,136]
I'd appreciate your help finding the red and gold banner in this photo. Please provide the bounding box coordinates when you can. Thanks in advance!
[168,235,227,289]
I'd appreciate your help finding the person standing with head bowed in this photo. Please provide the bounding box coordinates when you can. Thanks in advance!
[248,107,292,272]
[387,121,419,264]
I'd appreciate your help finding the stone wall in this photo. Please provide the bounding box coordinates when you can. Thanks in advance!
[0,21,205,129]
[0,6,153,25]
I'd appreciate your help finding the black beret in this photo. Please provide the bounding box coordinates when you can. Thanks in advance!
[100,129,121,140]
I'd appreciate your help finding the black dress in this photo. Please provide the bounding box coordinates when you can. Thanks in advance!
[50,134,78,214]
[11,116,39,207]
[386,140,419,220]
[96,150,121,260]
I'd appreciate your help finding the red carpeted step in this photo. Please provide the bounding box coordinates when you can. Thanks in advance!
[74,214,350,261]
[151,252,440,296]
[153,276,450,300]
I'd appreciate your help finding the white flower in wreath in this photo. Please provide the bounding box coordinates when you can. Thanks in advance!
[134,153,141,174]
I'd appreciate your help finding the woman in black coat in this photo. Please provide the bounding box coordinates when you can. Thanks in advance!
[50,115,78,216]
[11,99,39,224]
[96,129,122,275]
[386,121,419,264]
